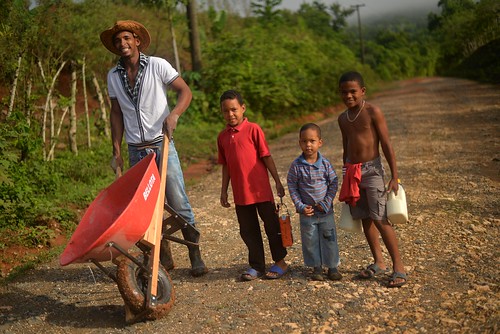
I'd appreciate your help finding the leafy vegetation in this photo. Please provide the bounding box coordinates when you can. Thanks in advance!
[0,0,496,256]
[428,0,500,82]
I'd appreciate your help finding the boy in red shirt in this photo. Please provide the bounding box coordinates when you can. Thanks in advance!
[217,90,288,281]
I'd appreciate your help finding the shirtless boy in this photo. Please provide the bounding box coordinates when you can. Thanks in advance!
[337,71,407,288]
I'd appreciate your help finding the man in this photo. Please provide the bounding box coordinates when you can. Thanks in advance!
[100,20,207,277]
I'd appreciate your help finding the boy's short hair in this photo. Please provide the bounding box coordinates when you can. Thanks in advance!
[220,90,244,105]
[300,123,322,138]
[339,71,365,87]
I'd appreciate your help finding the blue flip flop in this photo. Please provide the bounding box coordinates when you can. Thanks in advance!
[240,268,263,281]
[265,264,288,279]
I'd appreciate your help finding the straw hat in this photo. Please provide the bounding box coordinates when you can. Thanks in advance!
[100,20,151,55]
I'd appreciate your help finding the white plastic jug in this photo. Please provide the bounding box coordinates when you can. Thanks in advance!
[387,181,408,224]
[339,202,363,233]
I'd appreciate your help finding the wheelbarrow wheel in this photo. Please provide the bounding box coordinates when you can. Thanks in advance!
[116,253,175,320]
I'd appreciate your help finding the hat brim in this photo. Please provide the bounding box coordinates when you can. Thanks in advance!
[100,20,151,56]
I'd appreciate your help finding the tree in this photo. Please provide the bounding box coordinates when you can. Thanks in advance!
[186,0,202,73]
[328,2,354,32]
[296,1,353,38]
[251,0,283,25]
[135,0,183,73]
[428,0,500,72]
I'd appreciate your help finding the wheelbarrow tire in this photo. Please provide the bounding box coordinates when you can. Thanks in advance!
[116,253,175,319]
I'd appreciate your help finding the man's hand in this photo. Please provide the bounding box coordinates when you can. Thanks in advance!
[163,113,179,141]
[110,156,124,178]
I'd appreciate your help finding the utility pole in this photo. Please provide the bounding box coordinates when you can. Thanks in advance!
[351,4,365,64]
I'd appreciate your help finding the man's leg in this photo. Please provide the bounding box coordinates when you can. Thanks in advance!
[162,141,207,277]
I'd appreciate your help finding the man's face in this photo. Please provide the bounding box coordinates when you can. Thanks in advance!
[113,31,140,57]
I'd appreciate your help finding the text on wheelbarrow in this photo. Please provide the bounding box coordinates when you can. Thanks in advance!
[143,173,157,201]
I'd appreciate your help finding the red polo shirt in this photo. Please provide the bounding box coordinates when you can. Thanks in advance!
[217,118,274,205]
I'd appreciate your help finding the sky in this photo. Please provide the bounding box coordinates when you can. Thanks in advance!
[278,0,440,20]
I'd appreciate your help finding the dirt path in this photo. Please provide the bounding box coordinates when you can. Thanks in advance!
[1,77,498,333]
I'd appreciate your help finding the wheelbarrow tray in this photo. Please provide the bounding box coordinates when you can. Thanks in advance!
[60,153,160,266]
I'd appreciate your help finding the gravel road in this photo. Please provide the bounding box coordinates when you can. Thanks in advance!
[0,77,498,333]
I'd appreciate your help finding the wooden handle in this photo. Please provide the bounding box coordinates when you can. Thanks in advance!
[143,134,169,299]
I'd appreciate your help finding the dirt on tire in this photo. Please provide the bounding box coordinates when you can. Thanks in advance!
[0,77,498,333]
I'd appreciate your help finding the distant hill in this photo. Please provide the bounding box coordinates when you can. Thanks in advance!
[362,6,436,26]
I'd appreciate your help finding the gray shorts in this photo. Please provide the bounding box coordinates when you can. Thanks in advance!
[349,156,387,221]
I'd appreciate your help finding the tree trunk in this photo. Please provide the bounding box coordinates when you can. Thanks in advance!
[47,106,69,161]
[38,60,67,161]
[25,78,32,126]
[82,56,91,148]
[92,72,110,137]
[186,0,202,74]
[68,61,78,155]
[165,4,181,74]
[169,14,181,74]
[7,55,22,117]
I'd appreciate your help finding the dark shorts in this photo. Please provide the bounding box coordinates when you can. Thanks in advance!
[350,157,387,221]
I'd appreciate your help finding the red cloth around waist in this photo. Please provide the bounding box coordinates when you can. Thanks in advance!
[339,163,362,206]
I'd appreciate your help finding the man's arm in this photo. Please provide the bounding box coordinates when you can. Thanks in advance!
[372,106,399,194]
[110,99,125,171]
[164,76,193,140]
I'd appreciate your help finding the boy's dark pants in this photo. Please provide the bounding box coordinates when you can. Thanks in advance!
[235,201,287,273]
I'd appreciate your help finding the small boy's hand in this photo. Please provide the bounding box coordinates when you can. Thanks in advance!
[220,193,231,208]
[315,203,324,212]
[303,205,314,216]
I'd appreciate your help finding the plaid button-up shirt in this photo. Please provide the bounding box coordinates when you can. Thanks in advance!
[116,53,149,106]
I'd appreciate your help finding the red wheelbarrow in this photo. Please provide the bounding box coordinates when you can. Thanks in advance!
[60,135,198,323]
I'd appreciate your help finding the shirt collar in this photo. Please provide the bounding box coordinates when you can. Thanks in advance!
[225,117,248,132]
[299,151,324,167]
[114,52,149,72]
